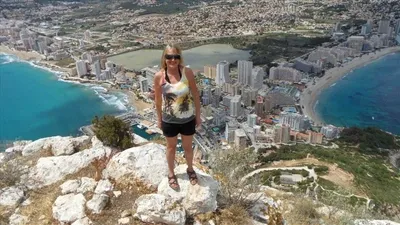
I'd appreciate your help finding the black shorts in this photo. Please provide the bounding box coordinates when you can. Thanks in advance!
[161,119,196,137]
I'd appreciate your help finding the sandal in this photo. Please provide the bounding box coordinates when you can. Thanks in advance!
[168,174,180,190]
[187,168,198,185]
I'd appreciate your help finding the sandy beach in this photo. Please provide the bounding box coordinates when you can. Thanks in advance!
[300,46,400,126]
[126,91,153,112]
[0,45,43,61]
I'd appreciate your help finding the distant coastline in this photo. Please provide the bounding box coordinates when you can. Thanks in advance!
[0,46,152,119]
[300,46,400,126]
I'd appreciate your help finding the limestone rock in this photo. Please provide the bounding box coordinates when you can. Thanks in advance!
[0,186,25,206]
[22,136,91,156]
[26,146,111,189]
[157,165,218,215]
[94,179,113,194]
[113,191,122,198]
[52,193,86,223]
[103,143,168,188]
[71,217,93,225]
[60,179,80,194]
[120,209,132,218]
[86,194,109,214]
[134,194,186,225]
[354,220,400,225]
[77,177,97,193]
[8,213,28,225]
[118,217,130,225]
[6,140,32,153]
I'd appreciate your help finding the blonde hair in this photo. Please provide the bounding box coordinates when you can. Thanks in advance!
[160,44,184,70]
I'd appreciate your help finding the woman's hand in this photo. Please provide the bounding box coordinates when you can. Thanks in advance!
[196,116,201,128]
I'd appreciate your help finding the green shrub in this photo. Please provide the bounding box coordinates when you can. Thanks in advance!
[92,115,134,150]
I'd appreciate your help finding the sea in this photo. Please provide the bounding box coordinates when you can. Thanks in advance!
[0,53,129,149]
[316,52,400,135]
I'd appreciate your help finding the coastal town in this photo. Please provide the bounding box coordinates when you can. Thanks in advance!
[1,0,400,158]
[2,1,400,225]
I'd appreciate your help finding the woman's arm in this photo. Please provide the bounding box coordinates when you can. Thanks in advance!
[153,71,163,128]
[185,68,201,127]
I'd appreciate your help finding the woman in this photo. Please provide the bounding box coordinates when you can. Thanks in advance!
[153,44,201,190]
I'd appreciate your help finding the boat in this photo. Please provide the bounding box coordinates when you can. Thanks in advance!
[177,143,182,148]
[137,124,144,129]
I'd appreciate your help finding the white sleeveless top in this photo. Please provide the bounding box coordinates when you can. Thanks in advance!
[161,67,195,124]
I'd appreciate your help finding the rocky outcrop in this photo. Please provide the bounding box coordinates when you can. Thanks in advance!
[22,136,91,156]
[0,186,25,206]
[5,141,32,153]
[157,165,219,215]
[86,194,109,214]
[134,194,186,225]
[103,143,168,188]
[355,220,400,225]
[94,179,113,194]
[52,193,86,223]
[71,217,93,225]
[25,145,111,189]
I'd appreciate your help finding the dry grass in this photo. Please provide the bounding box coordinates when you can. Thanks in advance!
[216,204,252,225]
[284,198,320,225]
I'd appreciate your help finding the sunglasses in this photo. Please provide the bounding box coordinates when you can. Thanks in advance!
[165,54,181,60]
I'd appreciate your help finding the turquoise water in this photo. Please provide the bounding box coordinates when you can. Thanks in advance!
[0,54,128,147]
[316,52,400,135]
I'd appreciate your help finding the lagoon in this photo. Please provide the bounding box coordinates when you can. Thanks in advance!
[108,44,251,71]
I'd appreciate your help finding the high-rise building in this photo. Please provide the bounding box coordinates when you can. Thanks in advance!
[138,75,148,93]
[91,61,102,80]
[279,113,310,131]
[251,67,264,89]
[378,20,390,34]
[361,24,371,36]
[76,60,87,77]
[213,107,226,126]
[141,67,158,87]
[293,59,322,74]
[273,124,290,144]
[347,36,365,53]
[307,131,323,144]
[234,129,247,149]
[269,67,302,83]
[202,85,212,106]
[255,96,264,118]
[215,61,230,86]
[320,125,340,139]
[225,121,240,143]
[247,114,257,128]
[238,60,253,86]
[38,41,47,54]
[204,65,216,79]
[230,95,242,117]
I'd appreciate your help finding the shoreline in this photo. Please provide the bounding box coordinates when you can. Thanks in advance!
[300,46,400,126]
[1,45,152,115]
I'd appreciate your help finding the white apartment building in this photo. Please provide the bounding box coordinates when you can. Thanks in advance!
[238,60,253,86]
[251,66,264,89]
[91,61,101,80]
[138,75,149,93]
[247,114,257,128]
[234,129,247,149]
[320,125,340,139]
[76,60,87,77]
[215,61,230,86]
[279,112,310,131]
[230,95,242,117]
[347,36,365,53]
[378,20,390,34]
[269,67,302,83]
